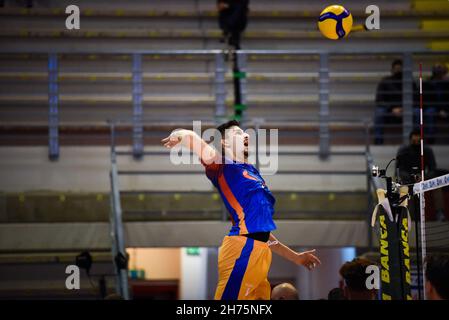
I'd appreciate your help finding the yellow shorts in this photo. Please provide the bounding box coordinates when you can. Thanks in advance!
[214,235,272,300]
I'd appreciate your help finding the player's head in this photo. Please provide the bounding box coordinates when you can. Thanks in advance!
[328,287,346,300]
[216,120,249,162]
[409,129,421,146]
[339,258,378,300]
[271,283,299,300]
[425,253,449,300]
[391,59,402,77]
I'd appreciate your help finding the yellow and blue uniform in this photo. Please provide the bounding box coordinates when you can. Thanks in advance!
[203,158,276,300]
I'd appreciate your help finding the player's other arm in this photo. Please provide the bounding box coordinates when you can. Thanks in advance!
[268,233,321,271]
[161,129,218,165]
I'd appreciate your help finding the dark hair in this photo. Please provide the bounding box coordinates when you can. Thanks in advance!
[339,258,374,292]
[104,293,124,300]
[392,59,402,68]
[216,120,240,137]
[432,63,448,78]
[425,253,449,299]
[409,129,421,140]
[328,287,346,300]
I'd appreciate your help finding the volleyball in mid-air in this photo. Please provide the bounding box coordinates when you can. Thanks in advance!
[318,5,353,40]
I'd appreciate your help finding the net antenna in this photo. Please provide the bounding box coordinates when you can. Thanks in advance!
[415,65,448,299]
[418,62,425,300]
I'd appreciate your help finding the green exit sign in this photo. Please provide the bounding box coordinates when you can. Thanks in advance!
[186,247,200,256]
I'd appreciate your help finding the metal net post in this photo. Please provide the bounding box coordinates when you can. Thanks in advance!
[48,53,59,160]
[132,53,144,159]
[214,52,227,122]
[319,53,330,159]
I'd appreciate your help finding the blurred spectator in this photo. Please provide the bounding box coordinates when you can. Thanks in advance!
[425,63,449,131]
[359,251,380,264]
[339,258,378,300]
[271,282,299,300]
[104,293,124,300]
[0,0,33,7]
[374,60,436,144]
[425,253,449,300]
[217,0,249,49]
[328,287,346,300]
[396,130,446,221]
[396,129,436,185]
[374,60,408,144]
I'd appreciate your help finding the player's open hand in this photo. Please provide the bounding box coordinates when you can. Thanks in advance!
[294,249,321,270]
[161,130,183,149]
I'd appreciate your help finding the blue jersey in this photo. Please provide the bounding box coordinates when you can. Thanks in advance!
[203,159,277,236]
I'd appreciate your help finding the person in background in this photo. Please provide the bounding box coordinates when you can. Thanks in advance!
[104,293,124,300]
[217,0,249,50]
[374,59,408,144]
[396,130,446,221]
[1,0,33,7]
[373,59,434,145]
[339,258,378,300]
[328,287,346,300]
[425,253,449,300]
[425,63,449,142]
[396,129,437,185]
[271,282,299,300]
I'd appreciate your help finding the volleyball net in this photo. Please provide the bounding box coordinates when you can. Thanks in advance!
[413,173,449,299]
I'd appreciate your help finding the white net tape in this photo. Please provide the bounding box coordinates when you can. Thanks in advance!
[413,174,449,195]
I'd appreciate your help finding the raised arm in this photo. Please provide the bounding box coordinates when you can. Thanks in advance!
[161,129,218,165]
[268,233,321,271]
